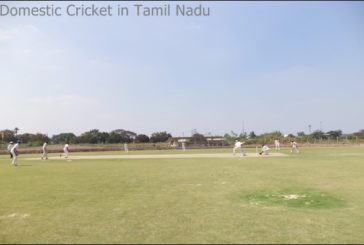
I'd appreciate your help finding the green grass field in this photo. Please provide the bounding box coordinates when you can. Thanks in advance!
[1,146,364,244]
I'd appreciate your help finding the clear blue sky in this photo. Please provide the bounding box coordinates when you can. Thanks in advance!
[0,1,363,136]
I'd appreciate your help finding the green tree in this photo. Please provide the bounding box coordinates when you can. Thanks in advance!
[297,132,306,137]
[0,129,16,142]
[190,133,207,144]
[150,132,172,143]
[108,129,136,143]
[77,129,109,144]
[326,130,342,139]
[108,131,123,143]
[249,131,257,139]
[311,130,326,140]
[135,134,150,143]
[99,132,110,144]
[52,133,77,144]
[18,133,49,146]
[239,132,247,140]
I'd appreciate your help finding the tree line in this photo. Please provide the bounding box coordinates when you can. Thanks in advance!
[0,128,172,146]
[1,127,363,147]
[224,129,364,144]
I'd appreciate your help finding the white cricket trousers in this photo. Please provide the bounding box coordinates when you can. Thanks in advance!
[63,149,69,158]
[42,150,48,159]
[11,152,17,166]
[291,146,299,153]
[233,146,246,156]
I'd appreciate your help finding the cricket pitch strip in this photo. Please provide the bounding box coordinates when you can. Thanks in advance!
[26,152,288,160]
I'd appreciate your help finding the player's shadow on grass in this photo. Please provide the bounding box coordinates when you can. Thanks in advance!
[17,165,32,167]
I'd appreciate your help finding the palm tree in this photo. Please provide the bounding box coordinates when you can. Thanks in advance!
[14,127,19,136]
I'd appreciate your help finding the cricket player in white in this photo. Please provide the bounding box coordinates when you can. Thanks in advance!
[7,141,14,159]
[290,140,299,153]
[274,139,280,150]
[233,140,246,157]
[10,143,19,166]
[61,144,69,158]
[259,144,270,155]
[124,143,129,153]
[182,142,186,151]
[42,142,48,160]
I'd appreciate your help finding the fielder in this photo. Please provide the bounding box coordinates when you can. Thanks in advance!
[10,142,19,166]
[290,140,300,153]
[124,143,129,153]
[259,144,270,155]
[233,140,246,157]
[274,138,280,150]
[182,142,186,151]
[7,141,14,159]
[41,142,48,160]
[60,143,69,158]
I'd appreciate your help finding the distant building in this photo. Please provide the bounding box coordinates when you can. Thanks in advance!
[169,137,189,148]
[170,136,227,147]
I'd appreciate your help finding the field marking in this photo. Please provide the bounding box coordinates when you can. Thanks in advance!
[25,152,287,161]
[0,213,30,220]
[281,194,306,200]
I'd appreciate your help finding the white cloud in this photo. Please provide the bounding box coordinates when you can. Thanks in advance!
[0,24,39,41]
